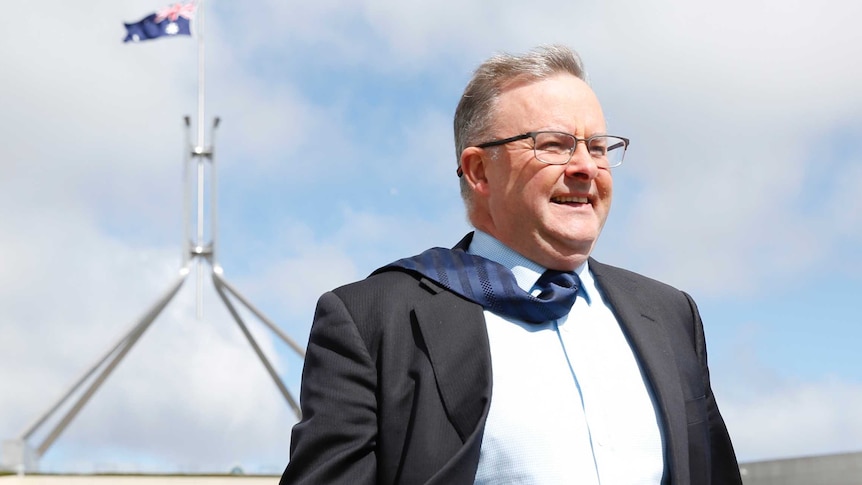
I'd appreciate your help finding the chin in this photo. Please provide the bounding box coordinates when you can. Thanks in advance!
[552,228,599,246]
[544,234,596,257]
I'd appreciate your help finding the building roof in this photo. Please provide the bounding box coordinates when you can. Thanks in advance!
[739,451,862,485]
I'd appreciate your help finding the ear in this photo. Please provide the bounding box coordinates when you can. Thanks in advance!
[459,147,491,196]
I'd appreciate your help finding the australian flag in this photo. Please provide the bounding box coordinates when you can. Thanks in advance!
[123,2,196,43]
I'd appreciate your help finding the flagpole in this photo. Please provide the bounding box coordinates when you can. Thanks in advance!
[195,0,206,319]
[197,0,205,148]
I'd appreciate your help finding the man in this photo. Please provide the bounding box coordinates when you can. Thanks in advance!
[281,45,741,484]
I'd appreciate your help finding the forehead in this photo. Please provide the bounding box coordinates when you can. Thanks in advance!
[493,74,606,134]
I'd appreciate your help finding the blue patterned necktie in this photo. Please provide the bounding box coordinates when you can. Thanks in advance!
[375,247,580,324]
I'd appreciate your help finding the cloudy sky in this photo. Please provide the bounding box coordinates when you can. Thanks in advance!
[1,0,861,475]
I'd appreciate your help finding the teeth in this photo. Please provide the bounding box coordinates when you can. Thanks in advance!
[552,196,589,204]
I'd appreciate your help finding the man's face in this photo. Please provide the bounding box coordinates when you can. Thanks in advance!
[474,74,613,270]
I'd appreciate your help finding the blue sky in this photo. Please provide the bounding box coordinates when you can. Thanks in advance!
[1,0,861,475]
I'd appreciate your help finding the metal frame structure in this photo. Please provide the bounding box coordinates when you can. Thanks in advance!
[2,0,305,471]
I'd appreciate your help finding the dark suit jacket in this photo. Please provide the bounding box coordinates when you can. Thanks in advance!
[281,251,741,484]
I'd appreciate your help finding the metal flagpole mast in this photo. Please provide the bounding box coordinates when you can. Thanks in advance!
[3,0,306,472]
[194,0,207,319]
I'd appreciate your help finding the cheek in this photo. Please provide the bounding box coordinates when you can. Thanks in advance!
[599,186,612,203]
[597,174,613,203]
[519,181,551,212]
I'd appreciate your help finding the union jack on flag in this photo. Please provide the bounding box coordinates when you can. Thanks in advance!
[155,2,196,23]
[123,2,197,43]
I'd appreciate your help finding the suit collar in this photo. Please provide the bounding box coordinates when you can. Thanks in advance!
[453,232,473,251]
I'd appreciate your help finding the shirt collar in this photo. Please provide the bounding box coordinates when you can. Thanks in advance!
[466,230,594,305]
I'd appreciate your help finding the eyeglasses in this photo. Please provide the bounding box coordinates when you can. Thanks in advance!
[457,131,629,177]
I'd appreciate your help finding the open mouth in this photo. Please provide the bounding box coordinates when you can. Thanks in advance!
[551,196,589,205]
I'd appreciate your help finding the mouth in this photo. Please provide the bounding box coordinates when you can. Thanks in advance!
[551,196,590,205]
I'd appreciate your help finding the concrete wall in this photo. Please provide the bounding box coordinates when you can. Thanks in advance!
[740,451,862,485]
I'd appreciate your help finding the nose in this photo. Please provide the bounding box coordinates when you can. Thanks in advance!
[563,141,599,180]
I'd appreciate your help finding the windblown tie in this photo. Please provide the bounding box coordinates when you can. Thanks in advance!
[375,247,580,324]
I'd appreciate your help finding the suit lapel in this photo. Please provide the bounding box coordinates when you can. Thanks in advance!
[411,276,492,484]
[589,259,688,484]
[413,276,491,442]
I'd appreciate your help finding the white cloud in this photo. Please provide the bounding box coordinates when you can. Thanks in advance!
[583,0,862,294]
[400,108,458,185]
[709,321,862,462]
[724,378,862,462]
[232,207,471,324]
[237,221,361,320]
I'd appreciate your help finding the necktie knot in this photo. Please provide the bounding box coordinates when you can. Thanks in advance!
[534,270,579,303]
[376,248,580,324]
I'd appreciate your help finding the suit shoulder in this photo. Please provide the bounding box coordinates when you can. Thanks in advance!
[332,269,429,303]
[319,268,481,365]
[589,258,694,303]
[327,269,447,335]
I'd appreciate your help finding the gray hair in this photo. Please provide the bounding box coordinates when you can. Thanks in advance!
[454,45,588,206]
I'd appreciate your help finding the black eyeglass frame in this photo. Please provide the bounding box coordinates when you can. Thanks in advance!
[456,131,630,177]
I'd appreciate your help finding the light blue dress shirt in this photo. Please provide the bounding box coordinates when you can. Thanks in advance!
[469,231,665,484]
